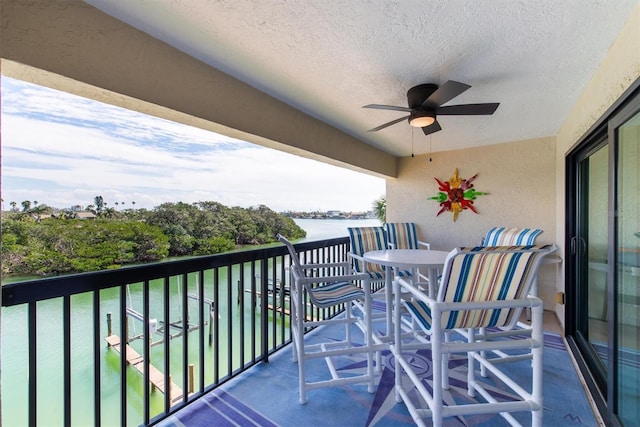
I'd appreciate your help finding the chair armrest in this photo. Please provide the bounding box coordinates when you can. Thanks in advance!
[397,277,542,311]
[300,262,352,271]
[348,252,381,274]
[387,241,431,250]
[348,252,365,262]
[397,277,433,303]
[418,240,431,250]
[295,272,370,286]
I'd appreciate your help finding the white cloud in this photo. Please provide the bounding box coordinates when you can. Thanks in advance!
[1,77,385,212]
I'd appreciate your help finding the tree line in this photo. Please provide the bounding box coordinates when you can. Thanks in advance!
[1,200,306,277]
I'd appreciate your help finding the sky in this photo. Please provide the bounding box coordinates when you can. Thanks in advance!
[0,77,385,213]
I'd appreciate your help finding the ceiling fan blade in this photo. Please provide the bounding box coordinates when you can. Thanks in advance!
[363,104,413,112]
[437,103,500,115]
[423,80,471,108]
[421,120,442,136]
[368,115,410,132]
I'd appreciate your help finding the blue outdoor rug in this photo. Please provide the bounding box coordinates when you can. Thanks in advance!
[159,326,598,427]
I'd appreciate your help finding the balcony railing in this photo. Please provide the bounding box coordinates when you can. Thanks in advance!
[1,237,375,427]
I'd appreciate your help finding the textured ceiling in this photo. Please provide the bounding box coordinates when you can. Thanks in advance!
[86,0,638,157]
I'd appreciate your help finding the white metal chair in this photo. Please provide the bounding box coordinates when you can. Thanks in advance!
[393,244,556,427]
[482,227,544,321]
[347,226,403,343]
[385,222,431,250]
[385,222,432,284]
[348,225,420,293]
[276,234,375,404]
[348,226,392,284]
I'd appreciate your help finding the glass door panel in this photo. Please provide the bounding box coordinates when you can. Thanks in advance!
[576,143,609,380]
[615,111,640,425]
[587,145,609,357]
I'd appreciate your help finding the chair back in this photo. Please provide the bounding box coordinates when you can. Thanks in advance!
[386,222,420,249]
[482,227,543,246]
[436,245,555,330]
[276,234,304,277]
[347,227,387,277]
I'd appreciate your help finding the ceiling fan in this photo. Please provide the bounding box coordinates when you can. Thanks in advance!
[363,80,499,136]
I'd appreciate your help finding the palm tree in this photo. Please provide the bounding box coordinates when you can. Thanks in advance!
[94,196,104,215]
[21,200,31,212]
[10,201,17,212]
[372,196,386,224]
[131,201,136,210]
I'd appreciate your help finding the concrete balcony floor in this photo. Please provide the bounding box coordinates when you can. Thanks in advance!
[159,311,598,427]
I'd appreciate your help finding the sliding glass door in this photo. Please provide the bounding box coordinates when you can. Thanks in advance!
[568,86,640,426]
[572,134,609,391]
[613,109,640,426]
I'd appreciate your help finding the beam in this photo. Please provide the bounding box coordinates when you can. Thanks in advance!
[0,1,396,178]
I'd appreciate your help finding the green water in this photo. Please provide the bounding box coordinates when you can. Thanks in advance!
[1,269,290,427]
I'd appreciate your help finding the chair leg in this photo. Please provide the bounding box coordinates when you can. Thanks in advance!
[531,302,544,427]
[431,327,444,427]
[467,327,476,398]
[296,297,307,404]
[442,332,450,390]
[291,288,298,363]
[290,282,308,404]
[479,327,488,377]
[393,277,403,404]
[363,294,375,393]
[345,303,353,346]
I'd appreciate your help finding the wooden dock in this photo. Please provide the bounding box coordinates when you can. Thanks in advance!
[267,303,291,316]
[105,335,183,405]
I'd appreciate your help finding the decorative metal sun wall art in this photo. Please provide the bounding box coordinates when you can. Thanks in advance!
[428,168,488,221]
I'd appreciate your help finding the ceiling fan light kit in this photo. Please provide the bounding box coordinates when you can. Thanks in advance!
[409,110,435,127]
[364,80,499,136]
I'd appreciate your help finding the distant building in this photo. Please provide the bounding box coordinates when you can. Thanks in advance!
[76,211,96,220]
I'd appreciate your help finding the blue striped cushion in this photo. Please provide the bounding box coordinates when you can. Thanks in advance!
[483,227,543,246]
[348,227,387,277]
[385,223,420,249]
[307,281,365,308]
[406,245,549,330]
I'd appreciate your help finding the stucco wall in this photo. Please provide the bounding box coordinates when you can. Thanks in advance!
[387,136,558,309]
[554,4,640,325]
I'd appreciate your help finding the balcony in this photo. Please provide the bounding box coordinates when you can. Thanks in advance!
[1,238,598,426]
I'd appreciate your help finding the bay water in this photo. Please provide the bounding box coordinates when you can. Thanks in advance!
[0,218,381,426]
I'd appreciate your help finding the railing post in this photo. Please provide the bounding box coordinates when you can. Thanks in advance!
[107,312,112,337]
[189,364,195,394]
[209,305,214,346]
[261,257,269,363]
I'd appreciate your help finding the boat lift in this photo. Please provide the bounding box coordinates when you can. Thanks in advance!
[105,280,216,404]
[241,275,292,315]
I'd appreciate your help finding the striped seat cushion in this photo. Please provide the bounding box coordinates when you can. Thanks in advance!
[483,227,543,246]
[405,245,547,330]
[348,227,387,278]
[385,222,420,249]
[307,281,365,308]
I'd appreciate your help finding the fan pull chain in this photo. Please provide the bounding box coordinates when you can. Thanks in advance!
[429,135,432,162]
[410,127,414,157]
